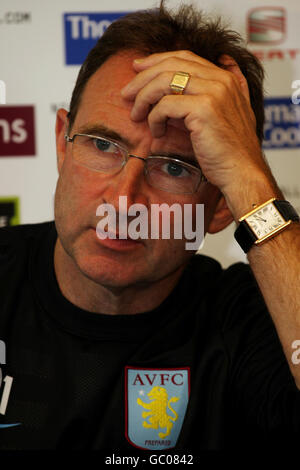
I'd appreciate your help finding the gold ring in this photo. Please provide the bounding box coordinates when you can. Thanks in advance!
[169,71,190,95]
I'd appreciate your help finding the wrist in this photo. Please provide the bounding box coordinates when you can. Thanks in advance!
[222,169,283,222]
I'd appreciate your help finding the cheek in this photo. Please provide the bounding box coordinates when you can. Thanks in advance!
[147,201,199,245]
[55,161,107,217]
[54,167,96,237]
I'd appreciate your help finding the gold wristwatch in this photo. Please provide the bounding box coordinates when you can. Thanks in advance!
[234,198,299,253]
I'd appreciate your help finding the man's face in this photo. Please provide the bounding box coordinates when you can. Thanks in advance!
[54,52,220,289]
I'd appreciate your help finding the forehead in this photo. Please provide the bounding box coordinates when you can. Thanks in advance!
[82,52,139,111]
[74,52,194,156]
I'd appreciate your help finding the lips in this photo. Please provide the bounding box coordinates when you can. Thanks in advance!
[96,227,143,242]
[93,226,144,251]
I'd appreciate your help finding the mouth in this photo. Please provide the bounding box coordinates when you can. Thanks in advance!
[92,227,144,251]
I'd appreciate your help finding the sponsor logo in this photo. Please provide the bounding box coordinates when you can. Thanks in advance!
[247,7,286,44]
[0,12,31,25]
[125,367,190,450]
[247,8,296,62]
[263,97,300,149]
[0,106,35,157]
[0,197,20,227]
[64,12,129,65]
[250,48,300,62]
[0,340,20,428]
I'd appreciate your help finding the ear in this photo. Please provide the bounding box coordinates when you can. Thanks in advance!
[55,108,69,173]
[207,194,234,234]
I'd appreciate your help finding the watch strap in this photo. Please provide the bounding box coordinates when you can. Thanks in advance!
[234,221,257,253]
[273,200,300,222]
[234,200,299,253]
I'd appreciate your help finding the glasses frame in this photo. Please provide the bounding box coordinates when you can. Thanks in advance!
[64,133,207,194]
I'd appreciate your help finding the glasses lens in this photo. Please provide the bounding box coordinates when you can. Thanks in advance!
[146,157,200,194]
[72,135,125,172]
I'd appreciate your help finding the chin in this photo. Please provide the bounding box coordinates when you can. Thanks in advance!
[75,253,148,289]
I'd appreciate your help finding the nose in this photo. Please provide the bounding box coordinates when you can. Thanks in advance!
[103,154,149,210]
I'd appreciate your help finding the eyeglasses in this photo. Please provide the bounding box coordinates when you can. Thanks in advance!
[64,133,207,194]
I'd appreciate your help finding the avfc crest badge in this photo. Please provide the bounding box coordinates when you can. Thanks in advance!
[125,367,190,450]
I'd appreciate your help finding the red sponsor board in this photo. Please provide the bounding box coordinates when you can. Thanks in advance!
[0,106,36,156]
[251,49,300,61]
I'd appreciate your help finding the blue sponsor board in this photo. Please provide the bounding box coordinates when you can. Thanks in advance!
[263,97,300,149]
[64,12,130,65]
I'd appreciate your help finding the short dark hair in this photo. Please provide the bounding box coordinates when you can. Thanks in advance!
[67,2,265,142]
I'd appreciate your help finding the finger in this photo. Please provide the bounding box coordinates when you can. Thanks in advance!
[218,54,251,104]
[129,51,252,112]
[132,50,218,71]
[147,94,201,138]
[130,51,252,107]
[147,91,256,139]
[131,74,220,122]
[122,57,229,100]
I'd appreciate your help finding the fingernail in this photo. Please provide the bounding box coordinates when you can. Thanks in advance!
[134,58,145,63]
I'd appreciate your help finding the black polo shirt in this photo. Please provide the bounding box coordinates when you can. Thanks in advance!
[0,222,299,451]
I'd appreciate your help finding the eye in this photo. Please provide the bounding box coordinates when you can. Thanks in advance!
[163,161,190,178]
[93,137,116,153]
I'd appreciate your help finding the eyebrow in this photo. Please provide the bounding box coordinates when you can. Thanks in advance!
[150,151,199,167]
[75,123,199,167]
[75,123,132,148]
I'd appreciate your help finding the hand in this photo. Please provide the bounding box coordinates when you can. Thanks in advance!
[121,50,269,196]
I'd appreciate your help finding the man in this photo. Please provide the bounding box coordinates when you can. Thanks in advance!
[0,2,299,452]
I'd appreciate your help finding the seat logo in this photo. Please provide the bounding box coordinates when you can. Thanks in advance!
[247,7,286,44]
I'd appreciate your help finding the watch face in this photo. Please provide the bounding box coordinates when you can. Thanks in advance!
[246,203,286,239]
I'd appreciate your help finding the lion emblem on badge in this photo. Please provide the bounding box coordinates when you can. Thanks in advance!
[137,386,180,438]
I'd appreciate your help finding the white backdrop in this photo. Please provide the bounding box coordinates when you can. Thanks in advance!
[0,0,299,267]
